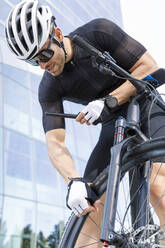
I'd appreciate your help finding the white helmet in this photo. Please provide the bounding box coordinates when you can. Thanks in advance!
[5,0,53,61]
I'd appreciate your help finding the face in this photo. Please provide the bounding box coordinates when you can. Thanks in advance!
[38,31,65,76]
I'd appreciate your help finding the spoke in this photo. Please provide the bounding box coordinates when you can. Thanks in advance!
[87,215,100,230]
[121,180,144,231]
[132,184,150,230]
[150,163,163,186]
[134,163,165,233]
[78,241,102,248]
[116,209,131,234]
[80,232,98,241]
[121,173,131,231]
[134,175,165,243]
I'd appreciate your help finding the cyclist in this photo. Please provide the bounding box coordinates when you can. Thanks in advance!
[5,0,165,246]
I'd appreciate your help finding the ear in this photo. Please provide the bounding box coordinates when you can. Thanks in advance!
[54,27,63,42]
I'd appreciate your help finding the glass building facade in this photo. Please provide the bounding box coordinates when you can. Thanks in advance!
[0,0,123,247]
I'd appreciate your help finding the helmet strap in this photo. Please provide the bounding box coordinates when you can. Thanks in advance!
[60,41,67,61]
[49,35,67,61]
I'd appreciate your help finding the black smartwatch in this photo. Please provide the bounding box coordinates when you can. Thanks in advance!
[103,95,118,109]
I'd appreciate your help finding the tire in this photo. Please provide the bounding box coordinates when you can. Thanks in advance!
[58,137,165,248]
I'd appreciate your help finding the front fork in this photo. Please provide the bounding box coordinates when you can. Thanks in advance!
[100,136,132,246]
[101,99,152,246]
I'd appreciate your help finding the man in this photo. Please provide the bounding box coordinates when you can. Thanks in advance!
[5,0,165,246]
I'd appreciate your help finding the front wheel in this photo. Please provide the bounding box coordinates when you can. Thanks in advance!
[59,138,165,248]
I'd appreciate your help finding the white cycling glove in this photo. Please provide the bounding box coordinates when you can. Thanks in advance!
[66,178,98,215]
[82,99,105,124]
[82,96,118,125]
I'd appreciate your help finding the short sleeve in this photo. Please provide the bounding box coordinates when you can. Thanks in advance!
[91,18,147,71]
[39,72,65,133]
[40,101,65,133]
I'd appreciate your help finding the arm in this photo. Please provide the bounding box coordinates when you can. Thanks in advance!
[46,128,80,185]
[109,51,159,104]
[76,51,158,125]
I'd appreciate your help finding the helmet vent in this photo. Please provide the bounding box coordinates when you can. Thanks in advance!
[27,12,31,22]
[16,16,21,33]
[20,32,28,51]
[38,7,42,14]
[37,20,42,43]
[11,37,23,55]
[26,45,37,60]
[26,20,34,43]
[26,7,32,21]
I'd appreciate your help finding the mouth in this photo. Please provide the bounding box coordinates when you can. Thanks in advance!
[47,64,55,73]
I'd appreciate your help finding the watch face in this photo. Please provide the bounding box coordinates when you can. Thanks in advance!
[105,96,118,108]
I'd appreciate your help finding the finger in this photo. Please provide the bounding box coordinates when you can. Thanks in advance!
[76,112,86,122]
[80,118,86,124]
[86,120,91,126]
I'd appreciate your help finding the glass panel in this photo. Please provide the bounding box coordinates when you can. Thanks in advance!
[0,24,4,37]
[30,73,41,94]
[3,73,30,134]
[63,0,91,22]
[59,176,67,207]
[36,159,62,205]
[0,128,4,195]
[34,140,49,163]
[50,0,83,27]
[2,64,29,89]
[4,129,31,155]
[5,151,31,181]
[45,2,75,34]
[65,118,77,157]
[0,197,36,248]
[31,93,42,120]
[74,156,86,177]
[3,76,29,114]
[37,203,64,248]
[31,117,45,142]
[4,104,30,135]
[0,1,11,22]
[73,122,93,160]
[4,150,33,199]
[11,0,23,5]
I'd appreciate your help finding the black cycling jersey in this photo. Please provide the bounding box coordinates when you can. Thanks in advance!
[39,18,147,133]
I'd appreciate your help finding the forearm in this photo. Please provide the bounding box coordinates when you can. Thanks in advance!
[109,51,159,105]
[46,129,80,184]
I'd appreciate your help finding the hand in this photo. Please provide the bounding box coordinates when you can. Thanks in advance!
[76,99,112,125]
[66,178,99,216]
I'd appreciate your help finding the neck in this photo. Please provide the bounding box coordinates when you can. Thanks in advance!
[63,37,74,63]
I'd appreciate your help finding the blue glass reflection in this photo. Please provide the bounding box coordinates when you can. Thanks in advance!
[0,24,4,37]
[0,1,11,22]
[4,76,29,114]
[4,129,31,155]
[5,151,32,181]
[1,63,28,88]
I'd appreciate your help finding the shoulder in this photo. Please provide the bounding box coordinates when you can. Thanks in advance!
[38,71,63,103]
[69,18,118,37]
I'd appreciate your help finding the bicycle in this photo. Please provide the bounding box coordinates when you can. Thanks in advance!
[46,36,165,247]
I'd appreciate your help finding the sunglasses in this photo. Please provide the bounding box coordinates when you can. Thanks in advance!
[27,18,63,66]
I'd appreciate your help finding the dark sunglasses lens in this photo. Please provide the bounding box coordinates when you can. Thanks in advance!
[26,59,39,66]
[38,49,54,62]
